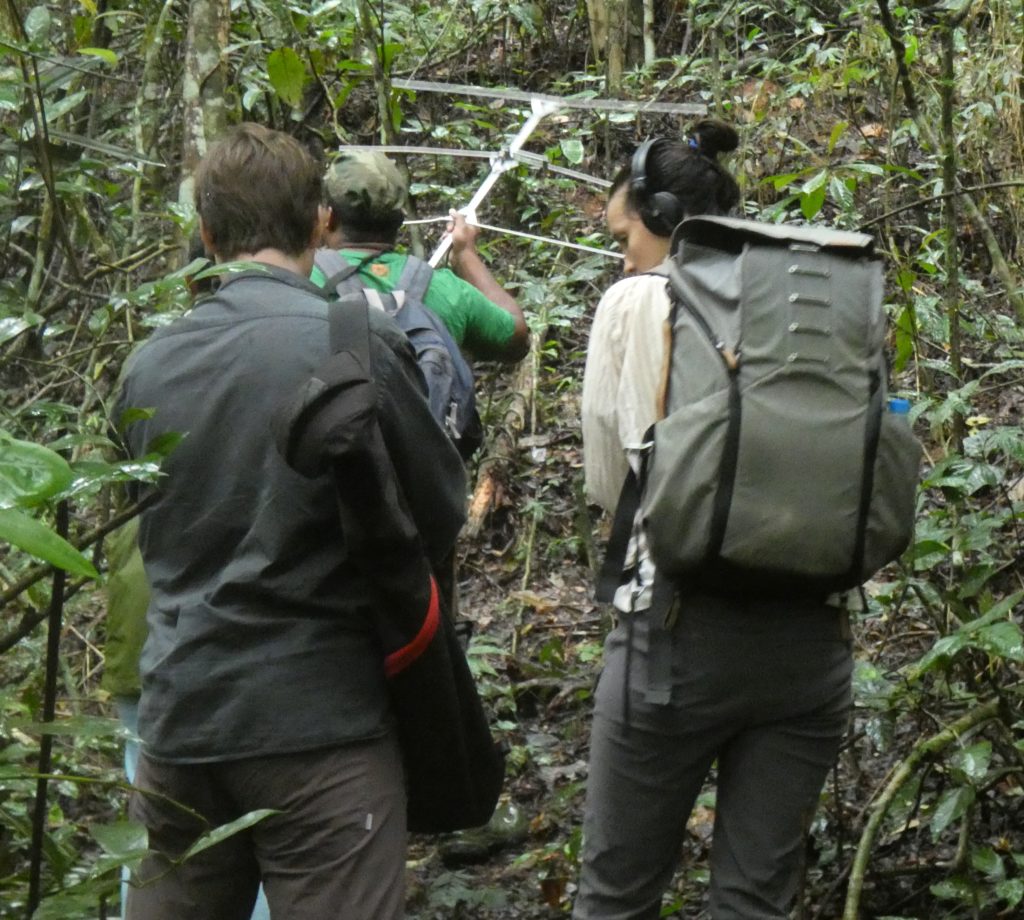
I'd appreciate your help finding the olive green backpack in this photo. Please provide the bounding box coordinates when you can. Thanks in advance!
[602,216,921,600]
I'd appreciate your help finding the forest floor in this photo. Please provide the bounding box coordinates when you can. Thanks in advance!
[395,353,1024,920]
[402,514,1019,920]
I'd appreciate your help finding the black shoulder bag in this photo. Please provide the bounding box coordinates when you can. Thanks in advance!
[272,296,505,833]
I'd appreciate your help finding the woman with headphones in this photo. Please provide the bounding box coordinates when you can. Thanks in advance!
[576,122,854,919]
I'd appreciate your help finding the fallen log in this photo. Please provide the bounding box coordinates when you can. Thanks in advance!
[463,333,538,540]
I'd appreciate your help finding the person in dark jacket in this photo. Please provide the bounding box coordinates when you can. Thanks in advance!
[115,123,466,920]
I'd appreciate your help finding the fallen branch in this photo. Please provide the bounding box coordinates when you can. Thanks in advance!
[842,697,1003,920]
[463,339,537,540]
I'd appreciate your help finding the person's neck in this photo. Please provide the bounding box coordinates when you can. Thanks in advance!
[226,248,313,277]
[340,242,391,253]
[325,229,392,253]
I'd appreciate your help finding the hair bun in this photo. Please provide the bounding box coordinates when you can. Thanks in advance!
[690,119,739,158]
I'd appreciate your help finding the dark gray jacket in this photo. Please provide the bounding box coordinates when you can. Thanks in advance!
[115,266,466,763]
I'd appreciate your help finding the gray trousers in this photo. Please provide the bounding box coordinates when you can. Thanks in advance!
[573,595,853,920]
[127,732,406,920]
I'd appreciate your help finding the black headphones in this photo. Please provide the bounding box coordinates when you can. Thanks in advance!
[629,137,685,237]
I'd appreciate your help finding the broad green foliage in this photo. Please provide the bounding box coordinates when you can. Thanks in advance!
[266,47,306,107]
[0,507,97,579]
[0,433,97,577]
[0,432,73,509]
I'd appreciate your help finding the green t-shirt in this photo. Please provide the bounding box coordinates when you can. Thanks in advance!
[311,250,515,360]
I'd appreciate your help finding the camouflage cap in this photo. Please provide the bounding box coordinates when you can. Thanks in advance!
[324,149,407,213]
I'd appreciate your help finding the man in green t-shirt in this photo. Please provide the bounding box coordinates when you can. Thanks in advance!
[313,149,529,362]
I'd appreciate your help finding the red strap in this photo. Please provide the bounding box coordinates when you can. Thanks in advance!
[383,576,441,678]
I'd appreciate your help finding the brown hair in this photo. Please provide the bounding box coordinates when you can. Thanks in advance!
[194,123,323,259]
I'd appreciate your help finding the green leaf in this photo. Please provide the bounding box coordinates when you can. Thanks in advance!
[91,820,149,858]
[77,47,118,66]
[800,184,826,220]
[908,538,948,558]
[904,34,918,66]
[10,215,35,234]
[118,406,156,431]
[912,592,1024,676]
[14,714,123,740]
[951,741,992,783]
[827,121,848,154]
[800,169,829,194]
[930,876,976,902]
[996,879,1024,909]
[970,591,1024,627]
[0,507,98,578]
[0,315,33,345]
[267,47,306,108]
[980,359,1024,380]
[970,846,1005,881]
[24,7,52,44]
[20,91,87,138]
[767,171,802,191]
[846,162,885,178]
[975,621,1024,661]
[47,129,165,167]
[146,431,185,457]
[335,59,372,72]
[560,139,585,165]
[35,883,120,920]
[964,461,1002,493]
[829,175,853,211]
[799,171,827,220]
[0,432,73,509]
[930,785,974,840]
[183,809,278,860]
[914,632,964,675]
[892,305,914,372]
[379,41,403,70]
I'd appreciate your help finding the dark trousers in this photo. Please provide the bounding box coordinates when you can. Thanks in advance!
[126,733,406,920]
[573,596,853,920]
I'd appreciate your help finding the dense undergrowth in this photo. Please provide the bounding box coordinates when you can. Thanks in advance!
[2,1,1024,917]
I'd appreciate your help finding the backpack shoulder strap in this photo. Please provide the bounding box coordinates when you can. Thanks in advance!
[395,254,434,302]
[315,247,349,281]
[270,294,374,480]
[596,446,645,603]
[315,249,381,297]
[328,293,372,369]
[362,287,404,319]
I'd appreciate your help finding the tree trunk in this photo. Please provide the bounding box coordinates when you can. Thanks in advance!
[939,24,964,451]
[179,0,231,217]
[642,0,656,65]
[874,0,1024,322]
[625,0,646,69]
[586,0,632,91]
[130,0,176,246]
[586,0,610,68]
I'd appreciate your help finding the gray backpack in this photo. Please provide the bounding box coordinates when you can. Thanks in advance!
[602,215,921,600]
[314,249,482,459]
